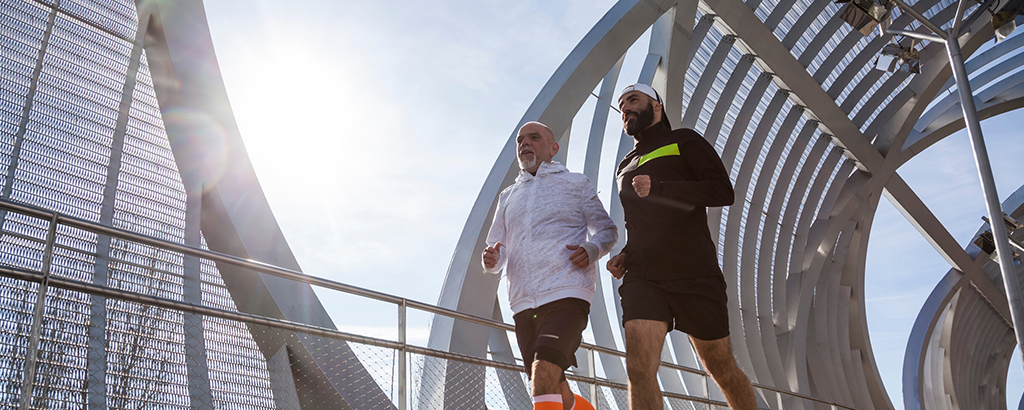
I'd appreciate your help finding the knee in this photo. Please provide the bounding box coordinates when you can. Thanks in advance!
[703,354,732,376]
[705,356,746,383]
[625,353,659,381]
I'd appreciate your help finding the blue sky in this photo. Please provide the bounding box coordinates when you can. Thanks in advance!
[203,1,1023,408]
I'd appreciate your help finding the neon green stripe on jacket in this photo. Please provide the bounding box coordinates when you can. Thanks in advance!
[637,143,680,167]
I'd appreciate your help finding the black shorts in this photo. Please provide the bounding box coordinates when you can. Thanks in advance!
[619,276,730,341]
[512,298,590,379]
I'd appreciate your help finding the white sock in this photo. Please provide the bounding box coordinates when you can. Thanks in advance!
[534,394,563,404]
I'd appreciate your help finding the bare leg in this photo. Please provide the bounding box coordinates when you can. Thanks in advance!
[624,319,669,410]
[560,381,574,410]
[532,360,564,396]
[690,335,757,410]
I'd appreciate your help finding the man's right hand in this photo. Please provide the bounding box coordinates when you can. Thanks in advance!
[606,252,626,279]
[482,242,502,269]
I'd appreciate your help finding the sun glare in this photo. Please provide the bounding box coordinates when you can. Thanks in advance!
[225,34,390,203]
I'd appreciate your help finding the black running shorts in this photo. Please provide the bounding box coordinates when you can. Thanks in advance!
[512,298,590,379]
[619,276,730,341]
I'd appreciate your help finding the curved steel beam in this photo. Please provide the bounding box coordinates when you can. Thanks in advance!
[139,1,388,408]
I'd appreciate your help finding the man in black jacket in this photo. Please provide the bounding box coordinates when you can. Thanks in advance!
[607,83,756,410]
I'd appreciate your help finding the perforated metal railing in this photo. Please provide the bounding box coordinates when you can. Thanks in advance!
[0,198,858,409]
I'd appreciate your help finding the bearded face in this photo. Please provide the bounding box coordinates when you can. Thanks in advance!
[623,101,656,136]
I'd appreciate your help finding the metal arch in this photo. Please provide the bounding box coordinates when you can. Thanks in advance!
[661,2,704,126]
[701,0,885,171]
[901,85,1024,163]
[721,88,791,385]
[681,34,736,129]
[703,54,755,146]
[136,1,390,408]
[862,87,916,143]
[799,15,847,68]
[904,186,1024,410]
[852,71,911,126]
[759,119,816,385]
[841,70,886,114]
[816,34,867,88]
[784,146,849,400]
[774,134,830,331]
[782,0,834,50]
[810,220,859,404]
[770,134,832,408]
[764,0,800,30]
[743,106,805,389]
[903,34,1024,158]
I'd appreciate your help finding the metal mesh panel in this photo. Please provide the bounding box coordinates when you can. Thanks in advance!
[104,297,189,409]
[19,287,89,409]
[201,316,275,409]
[59,0,137,41]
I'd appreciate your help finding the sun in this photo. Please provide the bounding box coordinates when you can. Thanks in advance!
[221,32,390,202]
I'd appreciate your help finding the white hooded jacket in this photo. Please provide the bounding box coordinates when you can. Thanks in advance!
[484,161,617,314]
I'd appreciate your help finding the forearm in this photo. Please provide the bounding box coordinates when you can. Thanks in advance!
[654,178,735,207]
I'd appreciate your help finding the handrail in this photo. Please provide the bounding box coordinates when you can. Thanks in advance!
[0,198,858,410]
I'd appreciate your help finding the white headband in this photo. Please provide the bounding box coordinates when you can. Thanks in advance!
[620,83,663,105]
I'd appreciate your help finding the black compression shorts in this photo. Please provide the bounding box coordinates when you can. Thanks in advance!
[619,276,730,341]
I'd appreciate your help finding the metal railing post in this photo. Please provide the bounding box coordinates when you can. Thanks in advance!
[588,346,597,408]
[398,299,407,410]
[20,212,59,409]
[703,372,710,400]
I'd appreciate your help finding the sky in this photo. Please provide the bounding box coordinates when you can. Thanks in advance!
[201,1,1023,408]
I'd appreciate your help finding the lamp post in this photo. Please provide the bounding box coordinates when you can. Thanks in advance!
[839,0,1024,367]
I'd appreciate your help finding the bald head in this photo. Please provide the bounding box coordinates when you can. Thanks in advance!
[516,121,559,174]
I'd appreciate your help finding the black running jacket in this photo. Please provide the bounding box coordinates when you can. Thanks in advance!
[615,120,735,281]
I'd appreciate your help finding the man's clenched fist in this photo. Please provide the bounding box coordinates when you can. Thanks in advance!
[606,253,626,279]
[565,244,590,268]
[482,242,502,269]
[632,175,651,198]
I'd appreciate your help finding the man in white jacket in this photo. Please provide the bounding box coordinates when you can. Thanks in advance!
[482,121,617,410]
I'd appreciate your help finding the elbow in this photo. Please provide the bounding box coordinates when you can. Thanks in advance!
[716,186,736,207]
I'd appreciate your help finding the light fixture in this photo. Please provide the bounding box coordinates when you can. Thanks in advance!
[977,214,1024,255]
[993,11,1018,41]
[836,0,895,35]
[992,0,1023,42]
[874,42,921,73]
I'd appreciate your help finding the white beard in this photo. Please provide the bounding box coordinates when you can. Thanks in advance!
[518,156,537,171]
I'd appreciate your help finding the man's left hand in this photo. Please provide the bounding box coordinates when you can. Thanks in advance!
[566,244,590,268]
[632,175,651,198]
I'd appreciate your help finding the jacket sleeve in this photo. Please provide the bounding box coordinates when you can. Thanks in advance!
[652,136,735,207]
[482,192,509,274]
[578,177,618,265]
